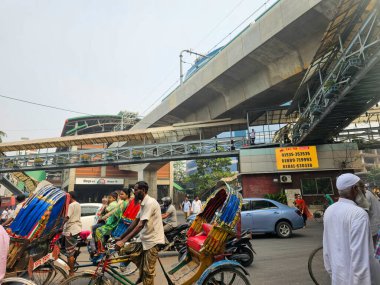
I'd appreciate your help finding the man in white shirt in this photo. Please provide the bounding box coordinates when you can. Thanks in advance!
[323,173,380,285]
[116,181,165,285]
[191,196,202,215]
[63,191,82,276]
[364,189,380,245]
[181,197,191,219]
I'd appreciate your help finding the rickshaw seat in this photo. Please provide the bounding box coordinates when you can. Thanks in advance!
[187,223,213,251]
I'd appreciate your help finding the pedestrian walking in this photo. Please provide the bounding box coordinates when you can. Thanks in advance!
[181,197,191,219]
[116,181,165,285]
[250,129,255,145]
[191,196,202,215]
[294,194,312,226]
[323,173,380,285]
[63,192,82,276]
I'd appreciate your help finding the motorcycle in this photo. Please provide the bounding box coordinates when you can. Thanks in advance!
[223,231,255,267]
[163,223,189,251]
[178,230,255,267]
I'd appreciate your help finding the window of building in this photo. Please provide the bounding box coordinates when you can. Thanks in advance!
[301,177,334,195]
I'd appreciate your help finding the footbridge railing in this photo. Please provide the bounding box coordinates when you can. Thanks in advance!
[0,137,247,173]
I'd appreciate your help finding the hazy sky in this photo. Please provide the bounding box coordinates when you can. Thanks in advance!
[0,0,276,142]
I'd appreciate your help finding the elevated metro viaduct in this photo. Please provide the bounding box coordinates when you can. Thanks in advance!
[106,0,340,197]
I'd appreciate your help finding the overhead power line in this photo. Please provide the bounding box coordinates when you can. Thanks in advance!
[0,94,93,116]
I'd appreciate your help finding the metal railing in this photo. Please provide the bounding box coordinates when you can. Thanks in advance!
[0,137,247,173]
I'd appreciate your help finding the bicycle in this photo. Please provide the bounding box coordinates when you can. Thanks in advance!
[58,236,138,276]
[2,277,37,285]
[61,181,251,285]
[60,241,250,285]
[308,246,331,285]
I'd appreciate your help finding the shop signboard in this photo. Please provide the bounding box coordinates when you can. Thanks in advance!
[275,146,319,170]
[75,178,124,185]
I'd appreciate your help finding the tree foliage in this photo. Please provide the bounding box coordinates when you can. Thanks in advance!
[366,167,380,186]
[173,161,186,183]
[0,131,6,143]
[184,156,234,196]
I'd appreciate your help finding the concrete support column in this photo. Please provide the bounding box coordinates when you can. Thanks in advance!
[138,169,158,199]
[169,161,174,200]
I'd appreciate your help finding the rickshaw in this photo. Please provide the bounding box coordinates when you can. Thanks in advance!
[60,181,251,285]
[5,185,69,284]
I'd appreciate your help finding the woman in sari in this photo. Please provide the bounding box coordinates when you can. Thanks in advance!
[95,188,130,253]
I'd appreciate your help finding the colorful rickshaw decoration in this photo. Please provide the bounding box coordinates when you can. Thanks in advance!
[165,181,245,285]
[6,185,69,272]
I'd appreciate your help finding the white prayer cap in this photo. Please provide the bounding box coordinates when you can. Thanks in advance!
[336,173,360,192]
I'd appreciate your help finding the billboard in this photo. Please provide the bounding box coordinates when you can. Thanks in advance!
[275,146,319,170]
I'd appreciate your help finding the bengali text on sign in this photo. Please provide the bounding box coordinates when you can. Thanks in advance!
[275,146,319,170]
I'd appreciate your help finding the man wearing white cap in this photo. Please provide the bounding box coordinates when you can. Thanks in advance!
[323,173,380,285]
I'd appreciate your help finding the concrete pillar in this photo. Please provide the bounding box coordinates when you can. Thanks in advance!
[169,161,174,200]
[138,168,158,199]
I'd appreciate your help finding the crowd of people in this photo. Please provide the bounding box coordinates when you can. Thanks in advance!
[2,174,380,284]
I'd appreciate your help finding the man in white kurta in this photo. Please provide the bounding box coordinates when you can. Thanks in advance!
[365,189,380,244]
[323,173,380,285]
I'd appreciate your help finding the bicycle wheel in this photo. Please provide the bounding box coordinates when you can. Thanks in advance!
[2,277,37,285]
[29,262,68,285]
[60,272,112,285]
[201,267,250,285]
[313,210,324,223]
[308,246,331,285]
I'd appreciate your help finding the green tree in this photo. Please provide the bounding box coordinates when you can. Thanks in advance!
[173,161,186,183]
[366,167,380,186]
[184,156,234,196]
[0,131,6,143]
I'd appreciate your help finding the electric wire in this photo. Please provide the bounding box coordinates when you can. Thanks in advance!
[141,0,274,116]
[0,94,93,116]
[139,0,254,116]
[207,0,271,53]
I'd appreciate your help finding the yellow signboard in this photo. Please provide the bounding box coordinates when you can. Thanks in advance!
[275,146,319,170]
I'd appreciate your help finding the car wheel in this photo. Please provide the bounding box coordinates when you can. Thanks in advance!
[276,221,292,238]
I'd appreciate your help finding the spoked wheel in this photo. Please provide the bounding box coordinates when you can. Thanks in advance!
[2,277,37,285]
[118,261,138,276]
[313,210,324,223]
[202,267,250,285]
[308,246,331,285]
[60,272,112,285]
[28,262,68,285]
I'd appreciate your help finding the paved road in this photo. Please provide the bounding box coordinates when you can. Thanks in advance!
[73,217,324,285]
[250,221,323,284]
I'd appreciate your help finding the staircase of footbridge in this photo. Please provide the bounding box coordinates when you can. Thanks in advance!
[289,0,380,145]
